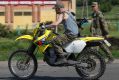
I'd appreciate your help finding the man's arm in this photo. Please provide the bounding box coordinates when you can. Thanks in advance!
[90,13,94,33]
[51,14,63,27]
[90,19,94,32]
[98,11,109,36]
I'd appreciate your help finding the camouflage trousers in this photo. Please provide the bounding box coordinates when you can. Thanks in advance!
[52,33,77,55]
[99,43,113,59]
[91,27,102,37]
[91,27,109,38]
[91,27,113,59]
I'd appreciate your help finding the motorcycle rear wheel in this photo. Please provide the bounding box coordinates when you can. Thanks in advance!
[75,48,106,80]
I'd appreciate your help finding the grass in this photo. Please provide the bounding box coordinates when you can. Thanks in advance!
[0,37,43,61]
[104,5,119,19]
[110,31,119,38]
[112,50,119,58]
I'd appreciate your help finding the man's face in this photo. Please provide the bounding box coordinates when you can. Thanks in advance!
[92,5,99,12]
[55,8,61,14]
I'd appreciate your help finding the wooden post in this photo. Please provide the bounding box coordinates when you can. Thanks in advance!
[32,4,35,23]
[37,5,41,22]
[5,4,9,23]
[10,4,14,23]
[71,0,76,13]
[10,4,14,29]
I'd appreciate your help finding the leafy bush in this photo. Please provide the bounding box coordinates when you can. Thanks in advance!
[0,23,11,37]
[0,23,32,38]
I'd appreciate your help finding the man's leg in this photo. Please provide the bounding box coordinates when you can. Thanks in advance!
[100,43,114,63]
[53,44,67,64]
[52,34,69,64]
[91,27,114,63]
[52,33,78,64]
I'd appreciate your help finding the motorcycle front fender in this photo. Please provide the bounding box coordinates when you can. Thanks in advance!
[15,35,33,41]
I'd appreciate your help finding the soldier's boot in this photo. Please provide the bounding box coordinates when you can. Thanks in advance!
[55,55,67,65]
[104,49,114,64]
[106,50,114,64]
[54,45,68,65]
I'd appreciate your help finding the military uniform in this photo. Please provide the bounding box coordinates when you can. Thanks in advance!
[90,2,114,63]
[91,11,109,37]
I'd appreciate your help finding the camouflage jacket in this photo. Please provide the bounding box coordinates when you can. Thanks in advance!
[91,11,109,36]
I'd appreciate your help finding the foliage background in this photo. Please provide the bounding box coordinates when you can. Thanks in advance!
[0,0,119,61]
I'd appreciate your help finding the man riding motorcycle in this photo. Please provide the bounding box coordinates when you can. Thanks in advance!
[47,2,79,64]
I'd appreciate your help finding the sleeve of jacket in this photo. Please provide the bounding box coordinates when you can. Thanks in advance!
[98,11,109,36]
[90,13,94,32]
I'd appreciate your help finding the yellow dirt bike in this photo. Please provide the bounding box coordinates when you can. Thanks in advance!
[8,21,107,80]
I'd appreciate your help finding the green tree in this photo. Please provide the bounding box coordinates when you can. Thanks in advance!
[110,0,119,5]
[76,0,113,13]
[100,1,112,12]
[76,0,83,7]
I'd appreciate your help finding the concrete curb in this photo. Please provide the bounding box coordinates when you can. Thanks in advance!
[112,59,119,63]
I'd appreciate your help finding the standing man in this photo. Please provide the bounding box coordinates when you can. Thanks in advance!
[90,2,114,63]
[48,2,79,64]
[90,2,109,38]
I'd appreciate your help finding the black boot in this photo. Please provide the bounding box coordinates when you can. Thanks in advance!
[55,55,67,65]
[53,44,68,65]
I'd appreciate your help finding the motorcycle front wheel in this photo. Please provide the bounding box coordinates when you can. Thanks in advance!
[75,48,106,80]
[8,50,37,80]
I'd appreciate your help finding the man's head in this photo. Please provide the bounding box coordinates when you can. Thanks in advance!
[53,2,65,14]
[91,2,99,12]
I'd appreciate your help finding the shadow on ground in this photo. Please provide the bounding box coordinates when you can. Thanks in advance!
[0,76,100,80]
